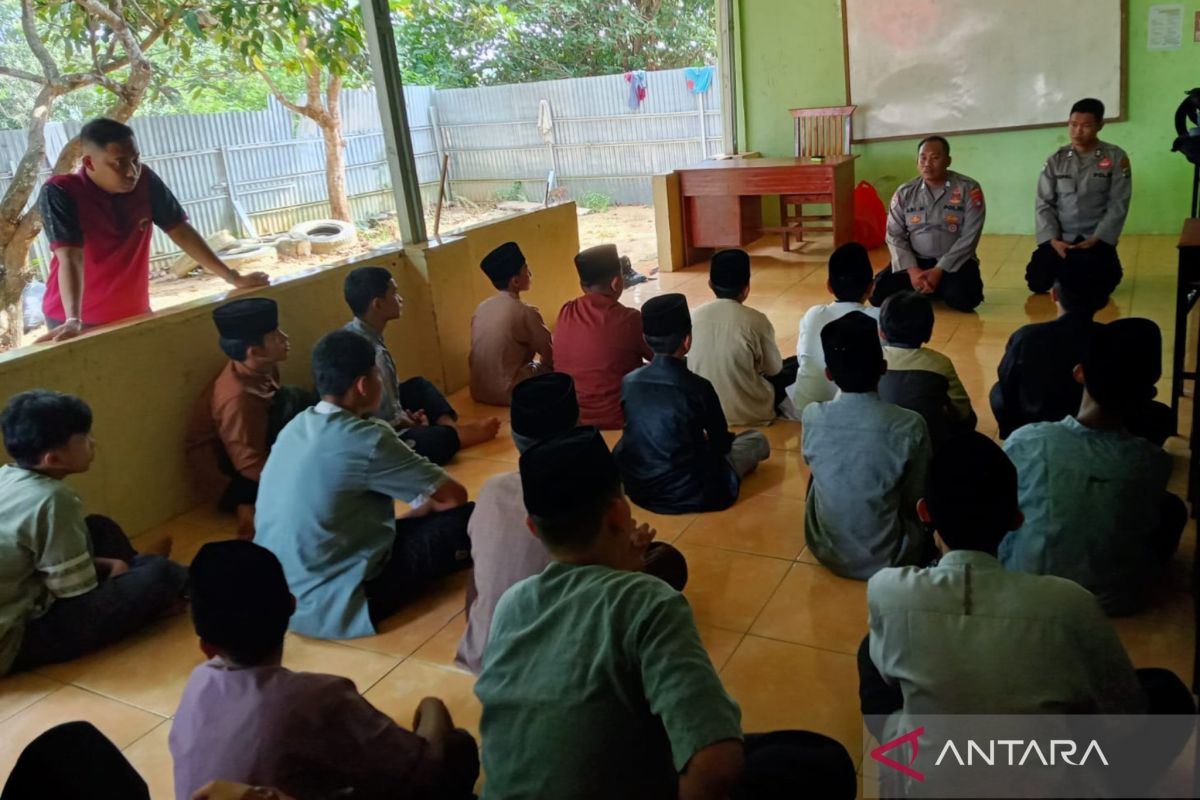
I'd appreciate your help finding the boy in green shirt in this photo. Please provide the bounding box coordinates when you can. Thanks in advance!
[0,390,187,675]
[475,427,855,799]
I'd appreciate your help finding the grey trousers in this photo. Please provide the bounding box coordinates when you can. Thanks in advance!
[727,430,770,478]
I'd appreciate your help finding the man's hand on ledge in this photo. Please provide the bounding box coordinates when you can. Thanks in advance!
[34,318,83,344]
[228,270,271,289]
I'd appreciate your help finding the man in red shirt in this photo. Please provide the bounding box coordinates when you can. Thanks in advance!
[553,244,651,429]
[36,117,269,343]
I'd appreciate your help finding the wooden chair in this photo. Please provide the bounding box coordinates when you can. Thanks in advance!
[779,105,856,252]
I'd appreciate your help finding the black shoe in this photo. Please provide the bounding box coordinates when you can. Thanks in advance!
[620,255,651,287]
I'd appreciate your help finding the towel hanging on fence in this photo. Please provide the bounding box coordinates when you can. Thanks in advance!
[624,71,648,109]
[684,66,715,94]
[537,99,555,144]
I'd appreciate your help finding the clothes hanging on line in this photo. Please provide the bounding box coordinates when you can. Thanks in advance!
[684,66,715,94]
[624,71,648,109]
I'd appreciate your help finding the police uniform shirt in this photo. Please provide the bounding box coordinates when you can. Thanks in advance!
[1035,141,1131,246]
[886,171,986,274]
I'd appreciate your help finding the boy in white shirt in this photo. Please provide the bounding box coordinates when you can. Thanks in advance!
[784,242,879,419]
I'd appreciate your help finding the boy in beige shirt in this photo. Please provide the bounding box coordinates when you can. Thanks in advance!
[686,249,794,426]
[469,241,553,406]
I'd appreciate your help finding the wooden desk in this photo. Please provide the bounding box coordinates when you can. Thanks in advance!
[675,156,856,264]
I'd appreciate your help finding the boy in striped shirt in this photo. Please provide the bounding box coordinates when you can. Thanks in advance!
[0,390,187,675]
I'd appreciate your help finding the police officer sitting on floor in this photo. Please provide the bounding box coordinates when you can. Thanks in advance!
[870,136,986,313]
[1025,97,1131,297]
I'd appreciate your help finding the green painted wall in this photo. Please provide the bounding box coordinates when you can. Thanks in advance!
[736,0,1200,234]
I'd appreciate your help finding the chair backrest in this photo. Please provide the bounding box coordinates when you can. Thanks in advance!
[790,105,856,159]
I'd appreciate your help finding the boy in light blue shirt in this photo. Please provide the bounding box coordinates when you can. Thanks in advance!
[255,330,472,639]
[1000,318,1186,615]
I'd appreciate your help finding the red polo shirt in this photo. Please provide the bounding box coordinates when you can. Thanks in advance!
[39,166,186,325]
[553,293,652,429]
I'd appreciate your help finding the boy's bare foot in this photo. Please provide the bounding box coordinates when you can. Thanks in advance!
[236,504,256,541]
[457,417,502,448]
[144,536,174,558]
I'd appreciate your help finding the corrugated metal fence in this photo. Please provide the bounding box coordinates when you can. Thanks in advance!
[0,66,721,273]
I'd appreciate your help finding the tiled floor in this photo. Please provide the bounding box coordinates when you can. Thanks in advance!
[0,234,1194,798]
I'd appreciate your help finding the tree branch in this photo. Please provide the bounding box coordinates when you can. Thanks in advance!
[255,66,314,118]
[21,0,61,81]
[0,65,48,85]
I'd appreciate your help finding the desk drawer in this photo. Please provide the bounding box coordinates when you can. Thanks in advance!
[680,166,834,196]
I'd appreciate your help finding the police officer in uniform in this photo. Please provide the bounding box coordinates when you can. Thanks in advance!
[1026,97,1130,296]
[871,136,986,313]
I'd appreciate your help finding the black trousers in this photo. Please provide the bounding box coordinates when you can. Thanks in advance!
[397,377,462,466]
[767,355,800,411]
[870,256,984,312]
[731,730,857,799]
[10,516,188,674]
[217,384,318,512]
[1025,237,1123,295]
[1,721,149,800]
[856,635,1196,740]
[365,503,475,625]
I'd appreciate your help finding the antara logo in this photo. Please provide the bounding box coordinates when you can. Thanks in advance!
[870,728,1109,781]
[934,739,1108,767]
[871,727,926,782]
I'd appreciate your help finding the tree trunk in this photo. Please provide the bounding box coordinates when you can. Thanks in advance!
[0,84,56,349]
[322,74,350,222]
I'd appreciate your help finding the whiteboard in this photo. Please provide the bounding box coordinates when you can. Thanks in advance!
[844,0,1125,141]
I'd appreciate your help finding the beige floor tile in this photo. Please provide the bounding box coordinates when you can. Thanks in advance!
[340,571,469,658]
[282,635,401,693]
[411,612,468,669]
[698,625,744,673]
[751,563,869,655]
[133,519,234,566]
[444,456,514,497]
[738,449,810,502]
[0,686,164,778]
[678,493,807,559]
[36,614,203,717]
[0,673,65,725]
[1112,590,1194,681]
[721,635,863,768]
[627,505,699,543]
[363,660,482,739]
[122,721,174,800]
[676,543,791,632]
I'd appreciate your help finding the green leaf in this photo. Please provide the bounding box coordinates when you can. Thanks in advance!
[183,10,203,38]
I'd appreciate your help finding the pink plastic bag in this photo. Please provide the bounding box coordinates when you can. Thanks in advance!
[853,181,887,249]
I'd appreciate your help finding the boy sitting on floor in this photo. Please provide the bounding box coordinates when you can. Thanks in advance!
[553,244,652,429]
[469,241,553,406]
[878,291,976,447]
[455,372,687,675]
[475,427,857,799]
[688,249,796,427]
[255,330,473,641]
[187,298,315,538]
[343,265,499,464]
[1000,319,1187,615]
[802,312,933,579]
[171,540,478,800]
[990,256,1173,444]
[785,242,880,418]
[615,293,770,515]
[860,433,1193,782]
[0,390,187,676]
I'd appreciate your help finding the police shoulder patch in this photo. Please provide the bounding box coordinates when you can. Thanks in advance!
[1119,156,1131,177]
